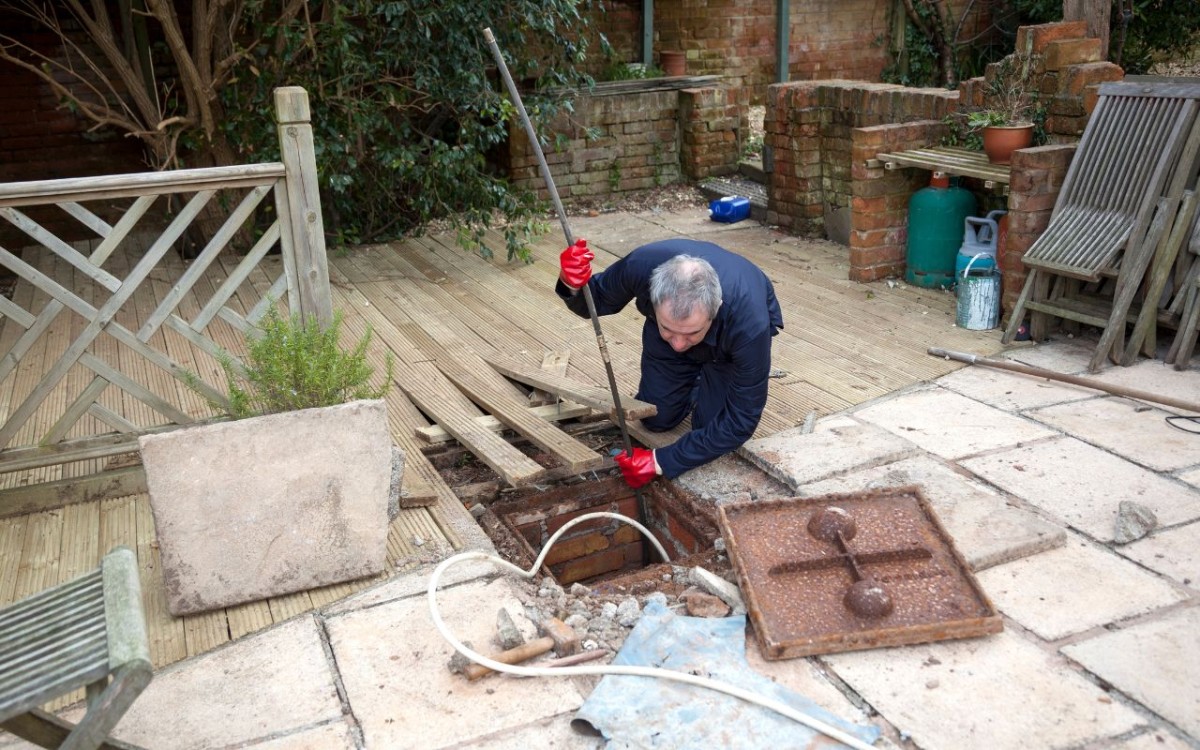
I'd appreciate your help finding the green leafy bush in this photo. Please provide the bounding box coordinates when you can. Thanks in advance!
[198,306,394,419]
[217,1,601,260]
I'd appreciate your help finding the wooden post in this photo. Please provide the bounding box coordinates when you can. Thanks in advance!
[273,86,333,327]
[1063,0,1111,59]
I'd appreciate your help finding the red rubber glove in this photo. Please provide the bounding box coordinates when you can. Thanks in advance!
[614,447,659,489]
[559,238,594,289]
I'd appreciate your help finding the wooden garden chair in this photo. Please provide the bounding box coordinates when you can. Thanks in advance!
[0,546,152,750]
[1003,81,1200,371]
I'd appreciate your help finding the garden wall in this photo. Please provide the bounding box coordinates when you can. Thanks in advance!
[506,83,745,201]
[766,21,1123,318]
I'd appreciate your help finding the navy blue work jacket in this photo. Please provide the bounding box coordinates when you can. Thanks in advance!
[556,239,783,477]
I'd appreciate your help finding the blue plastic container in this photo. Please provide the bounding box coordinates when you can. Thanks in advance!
[954,210,1006,284]
[905,174,977,289]
[709,196,751,223]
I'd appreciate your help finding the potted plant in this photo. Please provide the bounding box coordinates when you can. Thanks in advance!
[140,306,400,616]
[969,50,1042,165]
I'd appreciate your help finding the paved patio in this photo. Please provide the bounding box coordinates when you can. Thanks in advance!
[5,331,1196,750]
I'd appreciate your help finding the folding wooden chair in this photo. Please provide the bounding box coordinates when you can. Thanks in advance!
[1003,81,1200,371]
[0,546,152,750]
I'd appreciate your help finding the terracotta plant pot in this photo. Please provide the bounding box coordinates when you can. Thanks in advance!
[659,51,686,77]
[982,123,1034,165]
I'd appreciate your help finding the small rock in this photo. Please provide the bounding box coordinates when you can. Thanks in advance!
[600,602,619,619]
[690,567,746,615]
[662,573,672,582]
[713,538,726,553]
[1114,500,1157,544]
[468,504,486,520]
[682,590,731,618]
[583,638,600,650]
[569,583,591,597]
[496,609,525,650]
[926,679,939,689]
[616,597,641,627]
[564,613,590,631]
[446,640,476,674]
[644,592,669,609]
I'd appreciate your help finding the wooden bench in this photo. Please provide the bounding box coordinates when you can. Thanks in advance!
[0,546,152,750]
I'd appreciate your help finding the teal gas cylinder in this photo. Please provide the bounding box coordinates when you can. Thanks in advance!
[905,173,977,289]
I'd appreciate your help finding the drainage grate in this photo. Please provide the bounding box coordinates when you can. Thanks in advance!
[718,486,1002,659]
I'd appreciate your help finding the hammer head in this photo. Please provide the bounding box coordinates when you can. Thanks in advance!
[540,617,580,656]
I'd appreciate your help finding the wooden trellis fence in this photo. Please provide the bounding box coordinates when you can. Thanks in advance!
[0,87,333,514]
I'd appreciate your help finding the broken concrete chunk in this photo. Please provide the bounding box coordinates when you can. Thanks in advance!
[496,599,538,649]
[446,640,476,674]
[1114,501,1158,544]
[690,567,746,615]
[616,597,641,627]
[388,445,406,521]
[682,590,732,618]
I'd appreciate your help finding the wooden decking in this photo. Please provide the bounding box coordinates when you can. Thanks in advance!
[0,210,1006,681]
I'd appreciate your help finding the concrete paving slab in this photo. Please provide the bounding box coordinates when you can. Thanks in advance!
[322,558,499,616]
[936,365,1094,411]
[1179,467,1200,491]
[242,721,357,749]
[1001,337,1096,372]
[743,646,874,726]
[741,415,918,490]
[1027,397,1200,472]
[1116,521,1200,588]
[453,714,603,748]
[108,616,343,749]
[797,455,1066,571]
[824,629,1144,750]
[140,399,391,615]
[976,535,1187,640]
[961,437,1200,542]
[1062,607,1200,739]
[853,387,1056,460]
[1089,360,1200,415]
[326,577,585,748]
[674,453,794,505]
[1108,729,1198,750]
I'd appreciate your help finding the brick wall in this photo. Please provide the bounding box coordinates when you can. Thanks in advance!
[506,84,742,201]
[767,22,1122,315]
[596,0,985,103]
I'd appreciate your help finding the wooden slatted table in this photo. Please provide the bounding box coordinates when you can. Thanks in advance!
[873,146,1011,192]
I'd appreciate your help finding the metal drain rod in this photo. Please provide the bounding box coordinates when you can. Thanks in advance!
[483,28,653,547]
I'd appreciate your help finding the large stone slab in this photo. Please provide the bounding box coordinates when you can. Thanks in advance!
[1001,337,1096,372]
[1115,521,1200,588]
[1089,360,1200,414]
[326,577,585,748]
[1062,607,1200,739]
[243,721,356,749]
[975,535,1187,640]
[798,455,1065,571]
[852,387,1056,460]
[110,617,343,749]
[140,399,392,615]
[741,416,918,490]
[961,437,1200,542]
[1179,466,1200,491]
[1027,397,1199,471]
[824,629,1144,750]
[936,364,1093,412]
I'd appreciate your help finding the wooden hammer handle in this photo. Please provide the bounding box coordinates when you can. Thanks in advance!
[463,636,554,681]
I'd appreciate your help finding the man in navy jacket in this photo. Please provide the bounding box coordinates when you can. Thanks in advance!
[556,237,783,487]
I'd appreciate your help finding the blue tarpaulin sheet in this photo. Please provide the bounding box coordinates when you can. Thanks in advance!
[572,600,880,749]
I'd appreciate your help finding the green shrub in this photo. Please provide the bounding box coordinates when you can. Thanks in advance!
[196,306,394,419]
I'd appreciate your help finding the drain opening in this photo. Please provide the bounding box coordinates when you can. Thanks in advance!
[492,477,720,587]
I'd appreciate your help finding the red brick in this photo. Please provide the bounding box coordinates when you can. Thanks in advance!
[552,547,627,584]
[1058,62,1124,97]
[543,531,611,566]
[1007,190,1059,213]
[1043,38,1103,71]
[1016,21,1090,56]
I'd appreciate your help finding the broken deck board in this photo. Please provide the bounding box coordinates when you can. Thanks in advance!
[484,352,657,422]
[417,401,592,444]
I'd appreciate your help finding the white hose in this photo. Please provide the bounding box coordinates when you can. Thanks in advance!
[426,512,876,750]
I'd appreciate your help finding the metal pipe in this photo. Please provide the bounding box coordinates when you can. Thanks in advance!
[928,347,1200,413]
[483,28,654,541]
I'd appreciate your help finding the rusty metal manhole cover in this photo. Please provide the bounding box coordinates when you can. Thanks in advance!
[718,485,1002,659]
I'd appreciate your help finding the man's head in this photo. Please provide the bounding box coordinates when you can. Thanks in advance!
[649,255,722,352]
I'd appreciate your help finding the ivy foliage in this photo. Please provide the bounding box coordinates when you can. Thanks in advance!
[217,1,600,260]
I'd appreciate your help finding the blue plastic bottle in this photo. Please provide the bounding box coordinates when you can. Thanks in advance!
[709,196,751,223]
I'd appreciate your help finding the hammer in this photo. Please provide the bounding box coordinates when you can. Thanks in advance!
[463,617,580,681]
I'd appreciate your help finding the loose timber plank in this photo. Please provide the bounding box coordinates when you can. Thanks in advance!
[484,352,657,420]
[136,493,187,667]
[417,401,592,444]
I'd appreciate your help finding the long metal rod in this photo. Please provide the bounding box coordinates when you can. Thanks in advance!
[483,29,654,538]
[928,347,1200,413]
